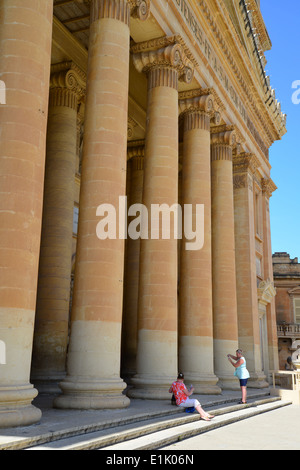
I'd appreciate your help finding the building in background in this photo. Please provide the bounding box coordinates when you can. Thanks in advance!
[0,0,286,428]
[273,253,300,370]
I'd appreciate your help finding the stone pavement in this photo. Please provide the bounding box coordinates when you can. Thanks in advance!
[0,388,280,450]
[162,404,300,450]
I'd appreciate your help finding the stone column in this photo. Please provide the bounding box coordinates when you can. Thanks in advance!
[128,37,194,399]
[54,0,150,410]
[233,153,269,388]
[211,126,240,390]
[31,63,86,393]
[0,0,53,427]
[178,91,220,394]
[261,178,279,375]
[121,144,144,379]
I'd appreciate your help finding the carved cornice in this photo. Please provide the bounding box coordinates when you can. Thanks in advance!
[131,36,195,89]
[261,177,277,199]
[50,62,86,110]
[233,152,261,176]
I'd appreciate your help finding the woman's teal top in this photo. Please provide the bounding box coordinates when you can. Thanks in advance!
[234,357,250,380]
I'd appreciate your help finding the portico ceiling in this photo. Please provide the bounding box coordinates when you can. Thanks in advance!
[53,0,90,49]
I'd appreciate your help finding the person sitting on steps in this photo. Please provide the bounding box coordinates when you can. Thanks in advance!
[169,372,214,421]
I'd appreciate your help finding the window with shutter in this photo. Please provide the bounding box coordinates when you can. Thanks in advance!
[294,298,300,324]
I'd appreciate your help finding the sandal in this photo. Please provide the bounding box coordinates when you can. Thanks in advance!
[238,400,247,404]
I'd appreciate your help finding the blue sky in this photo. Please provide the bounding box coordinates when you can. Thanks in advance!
[260,1,300,260]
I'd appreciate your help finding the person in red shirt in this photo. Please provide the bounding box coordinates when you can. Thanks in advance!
[169,373,214,421]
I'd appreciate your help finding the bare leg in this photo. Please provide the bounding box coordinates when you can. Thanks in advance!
[241,386,247,403]
[195,405,214,421]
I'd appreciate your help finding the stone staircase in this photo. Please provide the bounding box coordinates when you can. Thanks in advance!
[15,394,291,451]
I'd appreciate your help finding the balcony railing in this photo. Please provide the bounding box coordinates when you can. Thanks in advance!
[271,370,300,391]
[277,323,300,338]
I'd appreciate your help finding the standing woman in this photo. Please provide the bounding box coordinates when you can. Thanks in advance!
[227,349,250,404]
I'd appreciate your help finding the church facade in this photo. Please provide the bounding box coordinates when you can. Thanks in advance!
[0,0,286,427]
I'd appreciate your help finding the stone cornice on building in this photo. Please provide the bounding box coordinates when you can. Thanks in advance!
[233,152,261,176]
[261,177,277,198]
[166,0,286,154]
[199,0,286,142]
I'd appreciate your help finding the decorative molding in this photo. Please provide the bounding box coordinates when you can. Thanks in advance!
[128,116,138,139]
[233,152,261,176]
[258,279,276,305]
[261,177,277,199]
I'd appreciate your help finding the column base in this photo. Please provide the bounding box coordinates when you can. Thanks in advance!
[31,373,66,395]
[216,374,241,391]
[248,372,269,389]
[127,375,175,400]
[0,385,41,428]
[183,374,222,395]
[53,377,130,410]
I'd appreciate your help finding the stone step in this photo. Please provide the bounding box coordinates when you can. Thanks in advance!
[24,396,291,451]
[102,399,292,451]
[0,390,271,450]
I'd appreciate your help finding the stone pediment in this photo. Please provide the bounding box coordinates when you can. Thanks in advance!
[258,279,276,305]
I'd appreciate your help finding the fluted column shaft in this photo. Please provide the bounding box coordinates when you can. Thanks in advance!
[211,127,239,390]
[0,0,53,427]
[128,38,194,399]
[54,0,134,410]
[179,93,220,394]
[31,63,85,392]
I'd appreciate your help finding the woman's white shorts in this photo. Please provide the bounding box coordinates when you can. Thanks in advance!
[179,398,200,408]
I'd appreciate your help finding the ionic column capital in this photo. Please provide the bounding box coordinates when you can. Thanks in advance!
[86,0,150,24]
[211,125,236,146]
[87,0,130,25]
[132,36,195,89]
[210,125,237,161]
[129,0,151,21]
[127,140,145,163]
[179,90,215,132]
[50,62,86,110]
